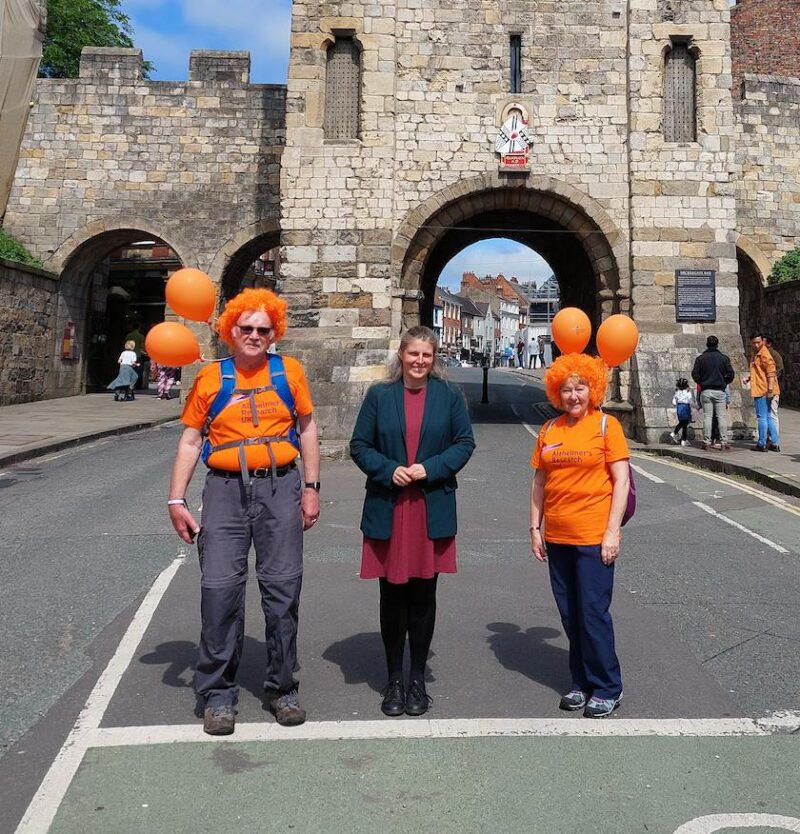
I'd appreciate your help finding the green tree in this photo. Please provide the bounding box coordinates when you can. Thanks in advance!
[39,0,153,79]
[768,246,800,285]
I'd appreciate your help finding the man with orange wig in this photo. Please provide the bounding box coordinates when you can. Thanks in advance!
[167,288,320,735]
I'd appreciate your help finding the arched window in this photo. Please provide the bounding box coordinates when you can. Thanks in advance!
[664,41,696,142]
[324,36,361,140]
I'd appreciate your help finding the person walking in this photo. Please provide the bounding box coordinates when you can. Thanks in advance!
[528,336,538,368]
[691,335,735,451]
[743,333,780,452]
[106,340,139,401]
[350,326,475,718]
[764,335,784,448]
[152,361,178,400]
[529,354,630,718]
[670,377,695,446]
[538,334,546,369]
[167,288,320,736]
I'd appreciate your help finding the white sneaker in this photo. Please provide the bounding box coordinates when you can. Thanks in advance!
[670,432,679,445]
[681,440,689,446]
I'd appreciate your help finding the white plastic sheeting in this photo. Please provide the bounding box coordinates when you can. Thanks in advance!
[0,0,44,218]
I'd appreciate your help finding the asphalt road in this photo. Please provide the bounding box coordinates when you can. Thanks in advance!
[2,367,799,833]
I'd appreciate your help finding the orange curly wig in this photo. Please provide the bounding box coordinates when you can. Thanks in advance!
[544,354,608,410]
[216,288,288,347]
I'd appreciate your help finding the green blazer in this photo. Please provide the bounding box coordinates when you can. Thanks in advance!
[349,377,476,540]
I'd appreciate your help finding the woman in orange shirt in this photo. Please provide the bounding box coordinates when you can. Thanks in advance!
[530,354,630,718]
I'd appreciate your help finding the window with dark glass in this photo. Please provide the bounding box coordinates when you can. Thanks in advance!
[664,41,696,142]
[510,35,522,94]
[325,36,361,140]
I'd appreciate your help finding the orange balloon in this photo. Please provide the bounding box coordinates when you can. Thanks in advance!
[551,307,592,354]
[165,268,216,322]
[145,322,201,367]
[596,314,639,367]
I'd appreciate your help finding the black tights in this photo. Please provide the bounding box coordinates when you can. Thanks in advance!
[379,576,438,683]
[674,419,689,440]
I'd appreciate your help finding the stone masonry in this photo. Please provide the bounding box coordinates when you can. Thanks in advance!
[3,1,800,443]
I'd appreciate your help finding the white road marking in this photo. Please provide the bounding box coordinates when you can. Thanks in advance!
[693,501,790,554]
[87,717,768,747]
[15,556,184,834]
[636,452,800,518]
[510,404,538,438]
[629,462,664,483]
[672,813,800,833]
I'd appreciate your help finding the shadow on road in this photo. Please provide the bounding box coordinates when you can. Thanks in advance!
[486,622,569,693]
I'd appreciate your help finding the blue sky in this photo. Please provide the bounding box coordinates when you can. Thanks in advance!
[123,3,555,290]
[126,0,292,84]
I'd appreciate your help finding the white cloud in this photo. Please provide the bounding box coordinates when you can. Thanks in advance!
[438,239,553,289]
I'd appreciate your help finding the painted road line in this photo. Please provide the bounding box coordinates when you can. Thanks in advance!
[673,814,800,833]
[15,555,184,834]
[635,452,800,518]
[510,404,538,438]
[693,501,790,554]
[85,717,768,748]
[630,462,665,483]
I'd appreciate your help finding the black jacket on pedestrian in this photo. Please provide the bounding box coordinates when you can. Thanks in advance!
[691,347,735,391]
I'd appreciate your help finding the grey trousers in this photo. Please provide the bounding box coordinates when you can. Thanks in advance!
[195,467,304,708]
[700,388,728,443]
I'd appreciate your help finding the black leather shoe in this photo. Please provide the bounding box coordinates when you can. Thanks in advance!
[405,679,432,716]
[380,679,405,716]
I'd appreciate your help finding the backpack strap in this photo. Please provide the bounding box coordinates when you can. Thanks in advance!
[600,414,608,436]
[540,418,556,439]
[201,356,237,465]
[268,354,300,452]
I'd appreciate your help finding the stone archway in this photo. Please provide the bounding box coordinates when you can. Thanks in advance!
[735,235,769,361]
[393,173,630,337]
[52,223,190,397]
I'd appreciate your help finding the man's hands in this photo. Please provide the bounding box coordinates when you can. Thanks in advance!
[530,528,547,562]
[169,503,200,545]
[392,464,427,487]
[301,487,321,531]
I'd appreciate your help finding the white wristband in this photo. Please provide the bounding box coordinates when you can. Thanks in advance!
[167,499,187,508]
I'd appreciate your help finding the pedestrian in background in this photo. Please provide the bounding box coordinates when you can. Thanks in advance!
[152,362,178,400]
[529,354,630,718]
[538,334,546,368]
[743,333,779,452]
[106,339,139,401]
[350,326,475,718]
[167,288,320,736]
[764,335,783,446]
[691,336,735,451]
[671,377,694,446]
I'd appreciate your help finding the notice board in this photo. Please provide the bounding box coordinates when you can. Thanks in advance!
[675,269,716,322]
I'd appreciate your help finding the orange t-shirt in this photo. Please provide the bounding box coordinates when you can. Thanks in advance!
[749,346,779,398]
[181,356,313,471]
[530,409,630,546]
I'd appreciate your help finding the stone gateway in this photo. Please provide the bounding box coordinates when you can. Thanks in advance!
[3,0,799,442]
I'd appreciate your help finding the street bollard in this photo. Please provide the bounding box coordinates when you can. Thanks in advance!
[481,364,489,404]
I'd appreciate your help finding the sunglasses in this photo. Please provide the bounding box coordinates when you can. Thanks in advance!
[236,324,273,337]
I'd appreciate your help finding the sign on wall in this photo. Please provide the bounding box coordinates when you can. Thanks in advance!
[675,269,716,322]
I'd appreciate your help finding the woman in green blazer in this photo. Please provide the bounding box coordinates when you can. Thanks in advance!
[350,326,475,717]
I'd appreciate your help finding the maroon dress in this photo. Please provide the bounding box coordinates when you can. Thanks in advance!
[360,385,457,584]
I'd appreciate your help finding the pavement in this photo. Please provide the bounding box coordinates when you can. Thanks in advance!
[3,371,797,496]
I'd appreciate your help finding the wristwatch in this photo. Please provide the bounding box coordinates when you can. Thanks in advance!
[304,482,321,491]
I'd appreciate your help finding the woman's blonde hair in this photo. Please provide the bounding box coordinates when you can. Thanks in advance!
[216,288,288,348]
[124,340,136,350]
[386,326,446,382]
[544,353,608,409]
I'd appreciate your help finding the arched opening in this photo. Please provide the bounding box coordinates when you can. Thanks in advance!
[56,228,186,397]
[399,186,627,348]
[218,231,282,306]
[737,246,764,356]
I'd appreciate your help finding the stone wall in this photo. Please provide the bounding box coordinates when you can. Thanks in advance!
[0,258,58,405]
[731,0,800,93]
[762,279,800,407]
[734,73,800,272]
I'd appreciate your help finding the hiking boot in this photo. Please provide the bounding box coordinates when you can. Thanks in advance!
[380,679,405,717]
[405,679,432,716]
[203,704,236,735]
[265,687,306,726]
[559,689,588,711]
[583,693,623,719]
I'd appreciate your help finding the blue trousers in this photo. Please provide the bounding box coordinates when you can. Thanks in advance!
[547,542,622,699]
[753,395,779,448]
